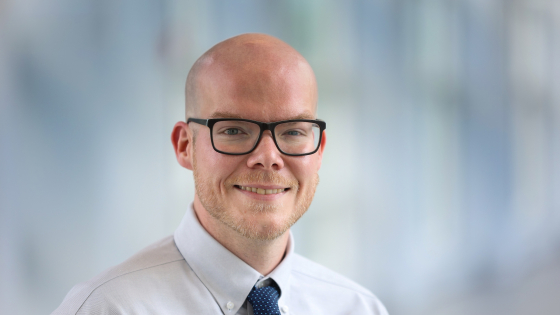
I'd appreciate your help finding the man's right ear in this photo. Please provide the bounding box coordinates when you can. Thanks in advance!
[171,121,193,170]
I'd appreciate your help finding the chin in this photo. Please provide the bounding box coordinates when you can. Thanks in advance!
[241,225,289,241]
[232,212,293,241]
[228,196,310,241]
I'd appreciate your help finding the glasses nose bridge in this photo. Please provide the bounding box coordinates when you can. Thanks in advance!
[254,122,279,150]
[260,121,275,132]
[258,122,277,138]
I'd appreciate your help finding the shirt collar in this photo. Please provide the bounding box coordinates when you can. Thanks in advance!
[174,205,294,314]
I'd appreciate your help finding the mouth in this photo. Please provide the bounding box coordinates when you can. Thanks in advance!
[234,185,290,195]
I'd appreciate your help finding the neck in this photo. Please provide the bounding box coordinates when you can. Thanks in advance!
[193,197,289,275]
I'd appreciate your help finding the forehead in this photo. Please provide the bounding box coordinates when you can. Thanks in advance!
[196,57,317,122]
[201,98,316,122]
[208,111,316,121]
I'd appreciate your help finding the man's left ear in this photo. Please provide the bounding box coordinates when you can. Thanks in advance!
[316,130,326,169]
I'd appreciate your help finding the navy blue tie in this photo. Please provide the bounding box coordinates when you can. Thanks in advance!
[247,283,281,315]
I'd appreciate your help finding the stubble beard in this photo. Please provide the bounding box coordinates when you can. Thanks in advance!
[192,143,319,241]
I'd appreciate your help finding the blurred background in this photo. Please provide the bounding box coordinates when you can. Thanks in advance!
[1,0,560,314]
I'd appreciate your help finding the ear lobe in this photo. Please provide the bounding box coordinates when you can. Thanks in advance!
[171,121,193,170]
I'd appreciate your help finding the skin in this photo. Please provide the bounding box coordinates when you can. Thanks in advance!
[171,33,326,275]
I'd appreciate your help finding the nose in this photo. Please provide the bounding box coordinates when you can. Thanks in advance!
[246,131,285,170]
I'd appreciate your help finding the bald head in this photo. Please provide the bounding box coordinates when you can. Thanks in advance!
[185,33,318,119]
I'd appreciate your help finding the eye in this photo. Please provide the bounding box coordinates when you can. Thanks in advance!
[282,129,307,137]
[285,130,301,136]
[224,128,241,135]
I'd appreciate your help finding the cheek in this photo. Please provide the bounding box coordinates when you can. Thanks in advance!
[195,139,244,183]
[288,156,320,184]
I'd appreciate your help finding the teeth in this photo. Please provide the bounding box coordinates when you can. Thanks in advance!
[239,186,285,195]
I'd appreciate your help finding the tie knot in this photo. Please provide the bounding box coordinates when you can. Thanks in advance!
[247,283,281,315]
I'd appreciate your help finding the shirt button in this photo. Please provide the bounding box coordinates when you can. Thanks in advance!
[226,301,234,311]
[281,305,289,313]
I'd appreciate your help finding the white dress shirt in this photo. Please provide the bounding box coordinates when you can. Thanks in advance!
[52,206,388,315]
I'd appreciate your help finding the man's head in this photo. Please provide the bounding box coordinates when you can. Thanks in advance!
[172,33,326,241]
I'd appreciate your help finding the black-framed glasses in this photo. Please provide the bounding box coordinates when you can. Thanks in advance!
[187,118,326,156]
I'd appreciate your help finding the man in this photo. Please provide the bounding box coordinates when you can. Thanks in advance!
[53,33,388,315]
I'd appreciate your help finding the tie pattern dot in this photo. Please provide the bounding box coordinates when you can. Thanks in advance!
[247,283,281,315]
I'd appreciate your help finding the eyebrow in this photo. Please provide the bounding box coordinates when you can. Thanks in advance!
[209,111,316,120]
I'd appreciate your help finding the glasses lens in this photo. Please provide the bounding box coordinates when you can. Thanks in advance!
[212,120,260,153]
[275,121,321,155]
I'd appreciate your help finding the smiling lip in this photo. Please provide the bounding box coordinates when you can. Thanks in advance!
[235,184,289,195]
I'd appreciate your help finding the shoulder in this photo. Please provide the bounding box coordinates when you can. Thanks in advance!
[290,253,389,315]
[51,236,186,315]
[291,253,373,296]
